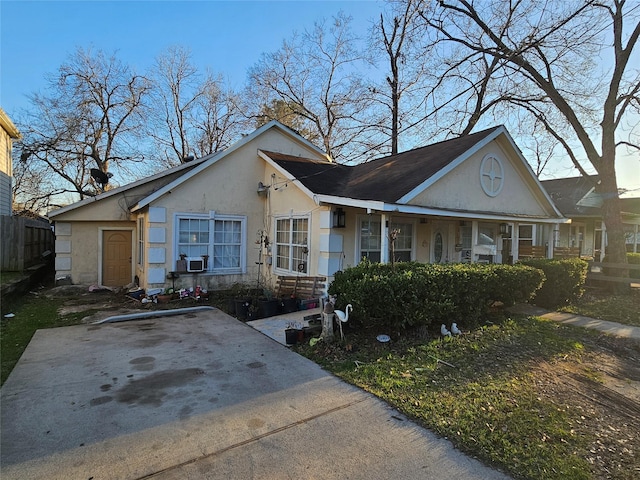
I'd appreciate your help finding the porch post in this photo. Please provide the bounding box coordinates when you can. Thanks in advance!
[512,222,519,262]
[600,223,607,261]
[380,213,389,264]
[547,225,555,258]
[634,224,638,253]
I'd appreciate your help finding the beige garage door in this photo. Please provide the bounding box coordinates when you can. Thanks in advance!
[102,230,132,287]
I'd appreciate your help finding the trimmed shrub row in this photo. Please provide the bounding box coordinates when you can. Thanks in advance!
[629,253,640,279]
[518,257,588,308]
[328,261,544,330]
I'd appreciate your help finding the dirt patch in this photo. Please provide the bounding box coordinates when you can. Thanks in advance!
[534,335,640,479]
[46,285,205,323]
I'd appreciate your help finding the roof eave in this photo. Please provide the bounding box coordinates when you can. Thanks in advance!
[132,121,330,213]
[49,157,209,218]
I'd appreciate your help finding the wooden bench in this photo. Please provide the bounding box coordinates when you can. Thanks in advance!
[518,245,546,258]
[276,275,326,299]
[553,247,581,258]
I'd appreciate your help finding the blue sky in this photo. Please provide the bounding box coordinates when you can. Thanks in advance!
[1,0,638,193]
[1,0,384,114]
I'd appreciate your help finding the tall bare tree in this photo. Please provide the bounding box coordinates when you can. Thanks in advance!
[414,0,639,266]
[374,0,429,154]
[147,46,246,168]
[247,12,376,161]
[18,48,150,202]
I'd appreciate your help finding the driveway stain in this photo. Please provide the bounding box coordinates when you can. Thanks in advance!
[115,368,206,407]
[129,356,156,371]
[90,396,113,406]
[133,335,169,348]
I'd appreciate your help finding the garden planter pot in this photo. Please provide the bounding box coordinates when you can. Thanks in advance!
[156,294,172,304]
[285,328,298,345]
[234,299,251,320]
[259,299,279,318]
[226,298,236,314]
[280,297,298,313]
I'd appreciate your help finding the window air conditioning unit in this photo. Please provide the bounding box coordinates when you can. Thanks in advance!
[186,257,205,272]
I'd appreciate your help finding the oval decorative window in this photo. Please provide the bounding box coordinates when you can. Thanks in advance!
[480,154,504,197]
[434,232,443,263]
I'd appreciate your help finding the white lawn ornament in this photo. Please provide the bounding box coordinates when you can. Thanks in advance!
[441,324,452,337]
[333,304,352,341]
[451,323,461,335]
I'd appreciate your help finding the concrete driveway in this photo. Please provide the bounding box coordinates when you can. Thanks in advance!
[1,308,510,480]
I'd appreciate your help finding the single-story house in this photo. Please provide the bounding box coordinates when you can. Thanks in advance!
[541,176,640,260]
[48,121,569,293]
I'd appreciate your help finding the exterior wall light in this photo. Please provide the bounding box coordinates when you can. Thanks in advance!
[333,207,346,228]
[257,182,269,195]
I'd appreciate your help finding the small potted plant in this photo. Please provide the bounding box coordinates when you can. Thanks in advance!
[156,288,175,304]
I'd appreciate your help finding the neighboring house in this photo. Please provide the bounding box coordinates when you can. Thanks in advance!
[0,107,21,216]
[541,176,640,260]
[48,121,567,291]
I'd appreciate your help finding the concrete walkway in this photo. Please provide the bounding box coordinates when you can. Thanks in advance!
[508,304,640,340]
[247,307,322,345]
[1,308,511,480]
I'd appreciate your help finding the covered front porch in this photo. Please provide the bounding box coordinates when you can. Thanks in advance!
[319,203,568,273]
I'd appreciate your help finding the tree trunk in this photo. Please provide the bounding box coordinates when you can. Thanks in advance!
[597,160,629,291]
[320,312,335,342]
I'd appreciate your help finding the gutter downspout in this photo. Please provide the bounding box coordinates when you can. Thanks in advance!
[93,306,215,324]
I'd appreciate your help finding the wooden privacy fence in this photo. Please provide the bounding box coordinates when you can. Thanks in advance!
[587,261,640,287]
[0,215,53,271]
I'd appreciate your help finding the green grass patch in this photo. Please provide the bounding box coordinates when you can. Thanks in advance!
[298,316,597,480]
[0,271,26,287]
[1,294,92,385]
[559,288,640,327]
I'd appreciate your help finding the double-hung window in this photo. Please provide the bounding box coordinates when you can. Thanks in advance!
[359,217,381,262]
[212,219,243,270]
[276,216,309,274]
[176,213,245,274]
[518,224,534,249]
[358,217,414,263]
[389,221,413,262]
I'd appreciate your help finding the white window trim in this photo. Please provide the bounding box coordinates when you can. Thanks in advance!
[137,217,144,267]
[518,223,537,245]
[355,215,416,264]
[174,211,247,275]
[273,213,311,275]
[389,218,416,262]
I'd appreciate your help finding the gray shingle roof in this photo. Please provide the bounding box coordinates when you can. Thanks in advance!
[265,126,502,203]
[540,176,601,216]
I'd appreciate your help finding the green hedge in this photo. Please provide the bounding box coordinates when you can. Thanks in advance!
[327,261,544,330]
[518,257,588,308]
[629,253,640,279]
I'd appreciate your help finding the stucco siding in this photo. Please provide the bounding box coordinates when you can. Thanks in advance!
[408,142,551,217]
[137,128,327,292]
[54,221,135,285]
